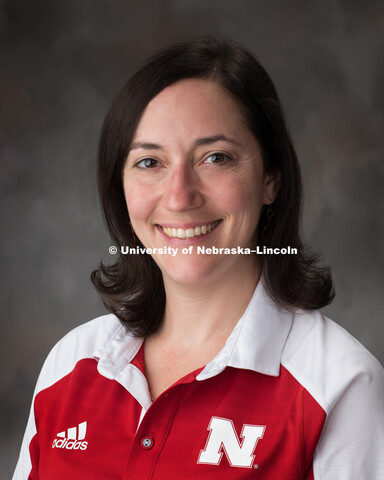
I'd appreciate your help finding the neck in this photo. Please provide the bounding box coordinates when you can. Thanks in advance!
[154,263,260,350]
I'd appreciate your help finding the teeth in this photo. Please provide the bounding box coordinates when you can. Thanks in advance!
[162,221,219,239]
[177,228,186,239]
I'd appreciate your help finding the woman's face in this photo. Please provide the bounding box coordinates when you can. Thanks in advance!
[123,78,279,286]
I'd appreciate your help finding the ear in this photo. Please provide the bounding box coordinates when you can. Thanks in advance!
[263,168,281,204]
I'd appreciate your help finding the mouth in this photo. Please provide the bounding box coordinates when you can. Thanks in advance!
[159,220,221,239]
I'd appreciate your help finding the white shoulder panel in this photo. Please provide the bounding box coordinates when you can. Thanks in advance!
[33,314,121,395]
[281,310,384,479]
[12,313,121,480]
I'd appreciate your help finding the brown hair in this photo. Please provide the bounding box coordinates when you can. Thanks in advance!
[91,36,334,336]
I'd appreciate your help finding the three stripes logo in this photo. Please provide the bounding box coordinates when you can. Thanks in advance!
[52,421,88,450]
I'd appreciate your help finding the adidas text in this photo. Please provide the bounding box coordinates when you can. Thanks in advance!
[52,438,88,450]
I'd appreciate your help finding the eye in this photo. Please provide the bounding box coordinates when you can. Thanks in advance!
[204,152,231,165]
[135,158,160,169]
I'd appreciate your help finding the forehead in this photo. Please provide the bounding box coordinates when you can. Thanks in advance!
[132,78,251,142]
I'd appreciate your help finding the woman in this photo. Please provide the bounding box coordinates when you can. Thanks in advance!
[13,37,383,479]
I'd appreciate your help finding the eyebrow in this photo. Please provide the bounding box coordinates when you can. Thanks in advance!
[129,134,241,151]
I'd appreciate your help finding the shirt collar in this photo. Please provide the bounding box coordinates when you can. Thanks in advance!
[196,278,293,380]
[94,317,143,379]
[94,278,293,383]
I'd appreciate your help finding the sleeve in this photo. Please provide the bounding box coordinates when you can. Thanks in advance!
[12,314,117,479]
[313,349,384,479]
[12,400,38,480]
[12,339,64,480]
[12,340,76,480]
[12,338,73,480]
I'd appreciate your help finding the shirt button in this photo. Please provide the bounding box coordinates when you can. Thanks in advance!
[141,436,154,449]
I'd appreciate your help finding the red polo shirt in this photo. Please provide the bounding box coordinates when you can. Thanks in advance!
[13,281,384,479]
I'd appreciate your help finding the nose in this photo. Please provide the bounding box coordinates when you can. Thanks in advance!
[162,164,204,212]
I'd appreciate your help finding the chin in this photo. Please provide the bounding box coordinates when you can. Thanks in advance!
[157,255,217,286]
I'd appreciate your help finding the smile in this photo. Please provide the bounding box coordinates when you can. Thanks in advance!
[160,221,221,239]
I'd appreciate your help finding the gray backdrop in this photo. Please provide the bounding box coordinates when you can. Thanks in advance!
[1,0,383,477]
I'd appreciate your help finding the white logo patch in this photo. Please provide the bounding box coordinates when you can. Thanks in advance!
[198,417,265,468]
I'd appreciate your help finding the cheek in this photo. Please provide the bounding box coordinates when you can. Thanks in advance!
[124,180,154,223]
[218,176,261,215]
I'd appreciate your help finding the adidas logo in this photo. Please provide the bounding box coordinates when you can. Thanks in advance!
[52,421,88,450]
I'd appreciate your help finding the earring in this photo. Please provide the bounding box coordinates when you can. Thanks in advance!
[262,204,273,242]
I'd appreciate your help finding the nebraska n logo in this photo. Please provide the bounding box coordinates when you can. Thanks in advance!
[197,417,266,468]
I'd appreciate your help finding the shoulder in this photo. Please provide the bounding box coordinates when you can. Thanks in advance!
[34,313,123,395]
[282,309,384,477]
[281,308,384,413]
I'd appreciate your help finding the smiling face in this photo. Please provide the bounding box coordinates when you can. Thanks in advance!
[123,78,279,287]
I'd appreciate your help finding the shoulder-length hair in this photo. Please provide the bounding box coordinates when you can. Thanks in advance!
[91,36,334,336]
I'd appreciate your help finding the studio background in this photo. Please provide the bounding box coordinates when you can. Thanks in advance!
[1,1,383,477]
